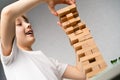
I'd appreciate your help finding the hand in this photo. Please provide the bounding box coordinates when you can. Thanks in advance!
[46,0,76,16]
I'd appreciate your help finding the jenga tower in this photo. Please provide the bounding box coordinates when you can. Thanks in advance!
[57,4,107,78]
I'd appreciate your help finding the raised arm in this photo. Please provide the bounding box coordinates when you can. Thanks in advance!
[0,0,44,56]
[0,0,75,56]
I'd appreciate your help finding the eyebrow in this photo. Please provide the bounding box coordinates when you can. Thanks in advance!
[21,15,29,23]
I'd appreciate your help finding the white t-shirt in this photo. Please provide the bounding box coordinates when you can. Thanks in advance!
[0,40,68,80]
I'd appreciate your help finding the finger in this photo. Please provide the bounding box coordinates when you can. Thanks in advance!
[57,21,62,27]
[48,6,57,16]
[64,0,75,5]
[69,0,74,4]
[48,2,58,16]
[71,0,76,3]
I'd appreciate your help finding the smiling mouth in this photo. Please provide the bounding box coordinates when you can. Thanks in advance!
[25,30,34,36]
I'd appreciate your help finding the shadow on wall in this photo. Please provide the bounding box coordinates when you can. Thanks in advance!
[0,61,6,80]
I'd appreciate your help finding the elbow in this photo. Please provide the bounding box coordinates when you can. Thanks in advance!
[1,7,11,16]
[1,7,15,19]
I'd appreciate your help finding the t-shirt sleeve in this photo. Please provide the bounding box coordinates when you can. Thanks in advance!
[0,39,18,65]
[49,58,68,78]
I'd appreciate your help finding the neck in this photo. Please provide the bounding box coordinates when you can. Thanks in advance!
[17,44,33,51]
[20,47,33,51]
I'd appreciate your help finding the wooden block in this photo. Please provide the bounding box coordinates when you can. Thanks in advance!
[76,17,81,22]
[73,11,79,17]
[61,21,70,29]
[60,16,67,23]
[84,65,100,78]
[82,60,89,66]
[68,4,77,12]
[76,45,97,55]
[87,40,96,47]
[57,7,70,17]
[77,31,88,38]
[65,26,74,34]
[83,60,105,70]
[82,28,90,35]
[82,61,106,78]
[73,43,83,51]
[69,17,81,26]
[68,28,88,42]
[70,38,79,45]
[76,54,80,63]
[98,61,107,69]
[78,34,92,42]
[84,34,93,40]
[75,29,83,35]
[86,64,107,78]
[82,43,89,49]
[68,36,79,45]
[77,22,86,30]
[70,34,85,45]
[66,13,74,20]
[57,4,77,17]
[86,67,106,79]
[92,65,100,71]
[95,55,103,61]
[80,52,100,62]
[69,18,77,26]
[78,29,90,40]
[78,33,92,42]
[73,39,95,52]
[85,50,92,56]
[74,26,80,31]
[68,33,81,45]
[73,40,82,49]
[73,38,94,48]
[81,38,97,48]
[85,67,93,74]
[91,47,99,53]
[79,36,87,42]
[75,24,82,33]
[86,69,98,78]
[73,41,83,49]
[77,53,86,62]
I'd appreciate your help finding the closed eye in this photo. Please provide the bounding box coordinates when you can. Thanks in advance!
[16,23,22,26]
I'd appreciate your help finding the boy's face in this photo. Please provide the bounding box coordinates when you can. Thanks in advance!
[15,16,35,49]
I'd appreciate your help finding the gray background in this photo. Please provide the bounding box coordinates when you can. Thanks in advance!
[0,0,120,80]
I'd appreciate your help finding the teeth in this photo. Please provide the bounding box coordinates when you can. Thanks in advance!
[26,30,33,35]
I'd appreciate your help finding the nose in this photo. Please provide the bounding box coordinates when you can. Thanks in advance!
[26,23,32,29]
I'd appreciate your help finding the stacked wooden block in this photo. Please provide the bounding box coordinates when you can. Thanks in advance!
[57,4,107,78]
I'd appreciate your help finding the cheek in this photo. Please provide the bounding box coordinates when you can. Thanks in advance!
[16,28,25,37]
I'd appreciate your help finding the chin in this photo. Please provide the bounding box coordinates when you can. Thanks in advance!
[30,38,35,44]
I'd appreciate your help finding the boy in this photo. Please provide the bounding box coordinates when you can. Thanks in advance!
[0,0,86,80]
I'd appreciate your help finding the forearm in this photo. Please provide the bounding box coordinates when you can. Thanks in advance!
[1,0,44,19]
[75,65,86,80]
[63,65,86,80]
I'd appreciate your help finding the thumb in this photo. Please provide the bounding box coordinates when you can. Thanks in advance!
[48,2,57,16]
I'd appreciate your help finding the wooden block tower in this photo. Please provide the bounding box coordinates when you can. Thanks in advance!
[57,4,107,78]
